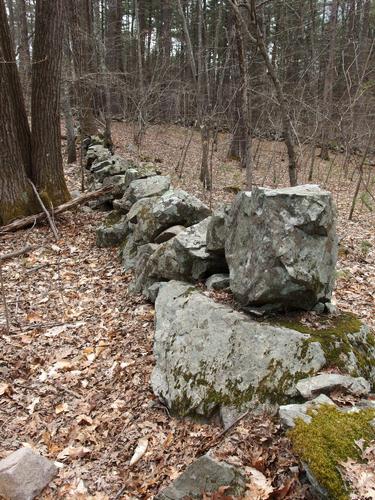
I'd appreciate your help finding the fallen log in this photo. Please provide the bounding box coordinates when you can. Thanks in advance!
[0,186,114,234]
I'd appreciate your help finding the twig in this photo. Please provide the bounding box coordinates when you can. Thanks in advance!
[196,409,250,457]
[114,485,126,500]
[0,245,38,263]
[28,180,59,240]
[0,266,10,334]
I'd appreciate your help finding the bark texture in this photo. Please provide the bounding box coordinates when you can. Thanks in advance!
[31,0,70,206]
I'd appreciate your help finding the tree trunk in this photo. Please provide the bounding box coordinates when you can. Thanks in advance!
[320,0,339,161]
[16,0,31,110]
[235,11,252,188]
[0,0,37,224]
[68,0,98,138]
[31,0,70,206]
[61,81,77,164]
[105,0,124,116]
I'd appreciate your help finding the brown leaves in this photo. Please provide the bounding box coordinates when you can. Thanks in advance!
[340,441,375,499]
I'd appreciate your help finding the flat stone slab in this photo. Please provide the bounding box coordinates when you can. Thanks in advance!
[0,448,57,500]
[296,374,371,400]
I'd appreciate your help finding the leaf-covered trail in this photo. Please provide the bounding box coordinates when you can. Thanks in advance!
[0,211,308,498]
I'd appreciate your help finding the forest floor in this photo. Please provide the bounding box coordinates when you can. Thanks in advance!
[0,123,374,499]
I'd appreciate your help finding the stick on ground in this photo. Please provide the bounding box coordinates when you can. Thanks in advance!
[0,186,114,234]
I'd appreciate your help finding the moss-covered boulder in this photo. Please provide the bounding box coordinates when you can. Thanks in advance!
[289,405,375,499]
[152,282,375,418]
[275,314,375,384]
[152,281,327,417]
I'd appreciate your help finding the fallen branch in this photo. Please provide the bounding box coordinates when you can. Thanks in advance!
[0,186,114,234]
[0,245,39,263]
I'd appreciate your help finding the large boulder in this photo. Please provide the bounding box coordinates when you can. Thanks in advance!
[132,189,211,244]
[132,219,227,295]
[225,185,338,310]
[115,175,171,212]
[151,281,327,417]
[206,205,230,253]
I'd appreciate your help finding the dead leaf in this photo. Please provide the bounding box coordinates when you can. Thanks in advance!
[130,437,148,466]
[55,402,69,414]
[0,382,12,396]
[57,446,91,460]
[27,397,40,414]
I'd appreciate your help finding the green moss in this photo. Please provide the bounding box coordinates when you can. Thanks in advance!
[289,405,375,499]
[104,211,123,227]
[274,313,375,377]
[275,312,362,337]
[170,359,314,418]
[0,189,41,225]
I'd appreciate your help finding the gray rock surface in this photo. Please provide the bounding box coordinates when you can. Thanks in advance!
[206,205,230,253]
[0,448,57,500]
[225,185,338,310]
[117,175,171,211]
[156,454,246,499]
[86,144,111,167]
[133,219,227,294]
[96,213,129,248]
[279,394,335,428]
[152,281,326,417]
[92,160,130,182]
[154,225,186,244]
[120,234,139,271]
[206,273,230,290]
[132,189,211,243]
[296,374,371,400]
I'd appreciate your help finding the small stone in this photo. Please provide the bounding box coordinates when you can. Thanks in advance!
[70,190,81,199]
[325,302,338,315]
[220,406,243,430]
[296,374,370,400]
[96,213,129,248]
[0,448,57,500]
[206,205,229,253]
[279,394,335,428]
[156,454,246,499]
[206,274,230,290]
[313,302,325,314]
